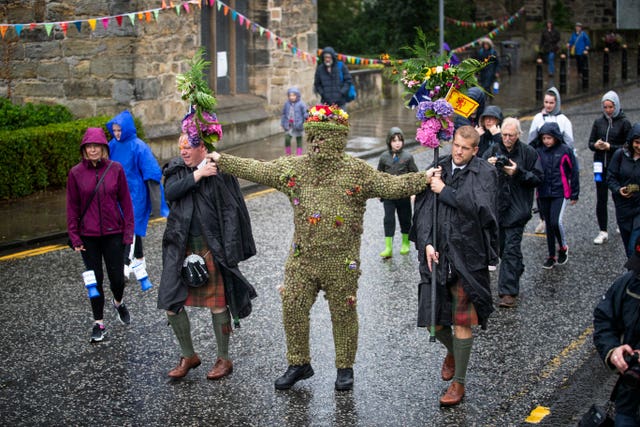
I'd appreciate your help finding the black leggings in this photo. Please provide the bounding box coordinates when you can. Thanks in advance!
[538,197,567,257]
[382,198,412,237]
[595,179,609,232]
[81,234,126,321]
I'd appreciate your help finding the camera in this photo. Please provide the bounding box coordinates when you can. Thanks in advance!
[622,352,640,389]
[494,154,509,168]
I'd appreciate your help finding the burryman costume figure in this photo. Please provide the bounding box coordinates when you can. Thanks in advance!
[211,104,435,391]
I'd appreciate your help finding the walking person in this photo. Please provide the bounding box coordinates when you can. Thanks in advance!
[158,131,257,380]
[567,22,591,79]
[484,118,543,308]
[588,91,631,245]
[411,125,499,406]
[539,19,561,77]
[475,105,503,158]
[66,127,134,343]
[593,238,640,426]
[535,122,580,269]
[528,87,575,234]
[313,46,352,109]
[210,105,435,391]
[475,38,499,96]
[607,122,640,258]
[377,126,419,258]
[107,110,167,277]
[280,87,308,156]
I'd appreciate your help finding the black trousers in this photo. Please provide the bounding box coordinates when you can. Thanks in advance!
[382,198,412,237]
[81,234,126,321]
[498,225,525,296]
[595,178,609,232]
[123,235,144,264]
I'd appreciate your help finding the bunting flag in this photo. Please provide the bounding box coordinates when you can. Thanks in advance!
[0,1,523,69]
[444,8,525,28]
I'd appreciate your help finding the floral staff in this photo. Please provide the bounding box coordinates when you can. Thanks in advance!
[387,28,485,342]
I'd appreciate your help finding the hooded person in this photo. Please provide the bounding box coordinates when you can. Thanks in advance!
[313,47,352,108]
[106,110,168,274]
[280,87,308,156]
[607,122,640,256]
[528,87,574,148]
[535,122,579,269]
[476,105,503,158]
[376,126,419,258]
[475,38,499,94]
[67,127,135,342]
[588,91,632,245]
[210,104,436,391]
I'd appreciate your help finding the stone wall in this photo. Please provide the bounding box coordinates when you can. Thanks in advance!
[0,0,318,142]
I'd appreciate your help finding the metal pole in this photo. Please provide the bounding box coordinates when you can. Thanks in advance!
[559,54,567,94]
[429,146,439,343]
[439,0,444,56]
[535,58,543,102]
[622,44,628,81]
[582,51,589,90]
[603,48,609,86]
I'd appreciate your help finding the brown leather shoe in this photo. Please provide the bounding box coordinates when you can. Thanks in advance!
[441,353,455,381]
[206,357,233,380]
[440,381,465,406]
[499,295,516,308]
[168,354,201,378]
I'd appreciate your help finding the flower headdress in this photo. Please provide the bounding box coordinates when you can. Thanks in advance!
[305,104,350,128]
[386,28,486,148]
[176,48,223,151]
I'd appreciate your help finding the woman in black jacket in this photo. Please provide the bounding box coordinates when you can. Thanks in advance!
[588,91,631,245]
[607,122,640,257]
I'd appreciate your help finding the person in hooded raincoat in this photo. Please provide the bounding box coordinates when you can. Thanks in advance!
[107,111,168,274]
[314,47,352,109]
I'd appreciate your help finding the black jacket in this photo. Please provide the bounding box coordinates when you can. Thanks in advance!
[313,47,351,107]
[410,155,499,328]
[607,123,640,223]
[593,271,640,417]
[484,140,543,227]
[588,111,631,168]
[158,158,257,324]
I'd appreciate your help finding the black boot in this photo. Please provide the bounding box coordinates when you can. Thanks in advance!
[335,368,354,391]
[274,364,314,390]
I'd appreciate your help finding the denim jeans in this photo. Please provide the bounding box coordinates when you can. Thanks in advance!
[547,52,555,75]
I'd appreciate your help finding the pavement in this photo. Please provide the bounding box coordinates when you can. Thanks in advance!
[1,75,640,424]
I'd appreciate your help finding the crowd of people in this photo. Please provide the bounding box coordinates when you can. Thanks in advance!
[64,45,639,420]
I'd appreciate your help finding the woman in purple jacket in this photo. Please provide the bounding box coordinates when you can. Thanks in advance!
[67,127,135,343]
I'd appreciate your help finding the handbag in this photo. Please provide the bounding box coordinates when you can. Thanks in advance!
[67,161,114,249]
[181,253,209,288]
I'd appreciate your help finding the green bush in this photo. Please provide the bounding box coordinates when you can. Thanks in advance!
[0,114,146,200]
[0,98,74,131]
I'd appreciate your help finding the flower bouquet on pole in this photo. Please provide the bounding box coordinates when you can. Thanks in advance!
[387,29,486,342]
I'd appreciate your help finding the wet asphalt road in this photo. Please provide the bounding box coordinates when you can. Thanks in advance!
[2,86,640,426]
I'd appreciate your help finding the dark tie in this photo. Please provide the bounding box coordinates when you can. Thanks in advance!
[393,154,399,163]
[452,168,460,177]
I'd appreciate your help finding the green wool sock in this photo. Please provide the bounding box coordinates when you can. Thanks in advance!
[167,309,195,358]
[452,336,474,385]
[212,310,232,360]
[435,327,454,355]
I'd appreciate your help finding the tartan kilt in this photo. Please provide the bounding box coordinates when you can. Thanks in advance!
[451,278,479,327]
[184,235,226,309]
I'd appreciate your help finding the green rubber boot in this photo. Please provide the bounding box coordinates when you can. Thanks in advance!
[380,237,393,258]
[400,233,411,255]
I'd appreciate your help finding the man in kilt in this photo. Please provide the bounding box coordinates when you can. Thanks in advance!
[410,125,499,406]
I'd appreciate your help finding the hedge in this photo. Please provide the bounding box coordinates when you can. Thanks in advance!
[0,116,145,200]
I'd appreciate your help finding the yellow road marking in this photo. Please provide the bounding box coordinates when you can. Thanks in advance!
[525,406,551,423]
[0,244,67,261]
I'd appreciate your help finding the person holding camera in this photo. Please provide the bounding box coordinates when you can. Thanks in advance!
[607,122,640,258]
[157,131,257,380]
[593,236,640,426]
[484,118,543,308]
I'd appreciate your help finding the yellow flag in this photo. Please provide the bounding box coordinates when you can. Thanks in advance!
[445,88,480,118]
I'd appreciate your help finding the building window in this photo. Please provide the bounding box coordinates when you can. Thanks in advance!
[201,0,249,95]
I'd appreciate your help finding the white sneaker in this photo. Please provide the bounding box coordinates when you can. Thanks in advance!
[593,231,609,245]
[534,220,546,234]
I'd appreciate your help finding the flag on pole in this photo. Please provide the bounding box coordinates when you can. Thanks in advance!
[445,87,479,118]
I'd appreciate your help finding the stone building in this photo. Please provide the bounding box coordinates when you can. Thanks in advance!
[0,0,319,153]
